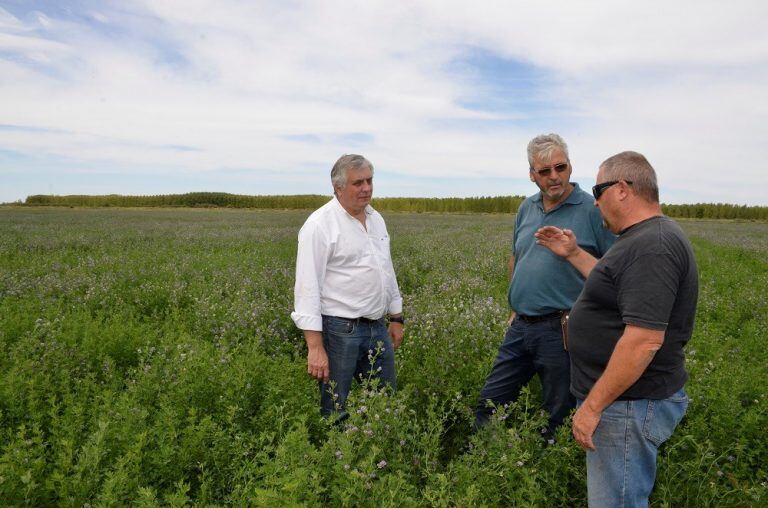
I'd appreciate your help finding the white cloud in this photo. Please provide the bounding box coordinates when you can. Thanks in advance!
[1,1,767,204]
[0,31,70,53]
[90,12,109,24]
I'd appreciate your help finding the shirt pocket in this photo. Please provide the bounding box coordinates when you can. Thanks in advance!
[371,234,391,262]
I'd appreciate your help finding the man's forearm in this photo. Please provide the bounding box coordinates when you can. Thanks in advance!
[304,329,324,350]
[583,325,664,413]
[566,248,598,279]
[303,329,329,382]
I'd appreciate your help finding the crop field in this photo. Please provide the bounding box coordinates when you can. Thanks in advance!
[0,207,766,506]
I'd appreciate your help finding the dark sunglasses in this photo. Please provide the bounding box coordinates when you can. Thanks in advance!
[592,180,633,200]
[531,162,569,177]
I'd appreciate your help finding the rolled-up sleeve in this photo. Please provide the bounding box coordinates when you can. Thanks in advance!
[387,270,403,315]
[291,221,328,331]
[384,234,403,316]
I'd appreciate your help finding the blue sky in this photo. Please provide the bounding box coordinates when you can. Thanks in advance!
[1,1,767,205]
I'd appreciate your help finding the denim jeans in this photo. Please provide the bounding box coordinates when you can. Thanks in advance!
[320,315,397,418]
[580,388,689,508]
[475,317,574,435]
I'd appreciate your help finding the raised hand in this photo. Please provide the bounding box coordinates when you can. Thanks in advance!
[535,226,579,259]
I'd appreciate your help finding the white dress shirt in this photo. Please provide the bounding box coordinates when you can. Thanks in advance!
[291,197,403,331]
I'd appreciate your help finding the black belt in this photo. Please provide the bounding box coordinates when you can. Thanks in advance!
[516,311,565,323]
[326,315,382,324]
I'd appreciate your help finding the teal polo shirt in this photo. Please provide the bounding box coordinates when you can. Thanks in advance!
[508,183,615,316]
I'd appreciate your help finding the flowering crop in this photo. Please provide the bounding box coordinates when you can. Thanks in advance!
[0,208,765,505]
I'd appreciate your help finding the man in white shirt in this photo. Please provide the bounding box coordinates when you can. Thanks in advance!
[291,154,404,418]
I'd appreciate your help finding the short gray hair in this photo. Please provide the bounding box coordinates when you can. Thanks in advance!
[331,154,374,188]
[600,151,659,203]
[527,133,569,168]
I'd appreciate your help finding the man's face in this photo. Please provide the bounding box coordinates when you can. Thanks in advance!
[593,166,620,233]
[336,166,373,215]
[530,148,572,203]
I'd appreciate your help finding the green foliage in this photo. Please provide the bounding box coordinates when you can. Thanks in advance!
[24,193,332,210]
[21,192,768,219]
[23,192,528,214]
[0,208,766,505]
[663,202,768,221]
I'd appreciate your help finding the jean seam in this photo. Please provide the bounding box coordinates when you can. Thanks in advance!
[643,400,657,446]
[622,400,630,508]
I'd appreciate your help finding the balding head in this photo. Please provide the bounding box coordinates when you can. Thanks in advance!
[600,151,659,203]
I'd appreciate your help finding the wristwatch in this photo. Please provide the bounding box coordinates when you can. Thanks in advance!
[388,315,404,324]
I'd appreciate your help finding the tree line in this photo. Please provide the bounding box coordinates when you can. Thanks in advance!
[660,203,768,220]
[21,193,768,220]
[23,193,527,214]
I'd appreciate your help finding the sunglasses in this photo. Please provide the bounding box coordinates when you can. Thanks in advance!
[531,162,569,177]
[592,180,633,200]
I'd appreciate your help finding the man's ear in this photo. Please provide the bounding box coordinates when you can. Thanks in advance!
[618,181,632,201]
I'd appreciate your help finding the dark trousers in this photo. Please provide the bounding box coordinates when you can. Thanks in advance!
[475,316,575,436]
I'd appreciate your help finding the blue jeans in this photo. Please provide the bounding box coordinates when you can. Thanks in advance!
[580,388,689,508]
[320,315,397,418]
[475,317,574,435]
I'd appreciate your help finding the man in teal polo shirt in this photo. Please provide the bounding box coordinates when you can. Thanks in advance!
[475,133,615,438]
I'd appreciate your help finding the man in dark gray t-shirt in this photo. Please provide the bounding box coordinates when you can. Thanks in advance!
[568,215,697,401]
[534,151,698,508]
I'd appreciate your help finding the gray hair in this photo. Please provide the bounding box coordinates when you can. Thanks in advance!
[527,133,569,168]
[600,151,659,203]
[331,154,374,189]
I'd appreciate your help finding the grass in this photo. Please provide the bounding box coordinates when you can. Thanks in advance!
[0,207,765,506]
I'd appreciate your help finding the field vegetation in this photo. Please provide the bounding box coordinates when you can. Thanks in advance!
[22,193,526,215]
[19,193,768,220]
[0,208,765,506]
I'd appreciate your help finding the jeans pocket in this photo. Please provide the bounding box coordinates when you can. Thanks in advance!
[642,390,689,446]
[325,317,355,336]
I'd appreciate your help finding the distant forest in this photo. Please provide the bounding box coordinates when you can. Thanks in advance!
[21,192,768,220]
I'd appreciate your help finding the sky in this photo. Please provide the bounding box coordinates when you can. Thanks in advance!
[1,1,767,205]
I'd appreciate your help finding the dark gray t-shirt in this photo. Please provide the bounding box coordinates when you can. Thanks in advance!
[569,216,698,400]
